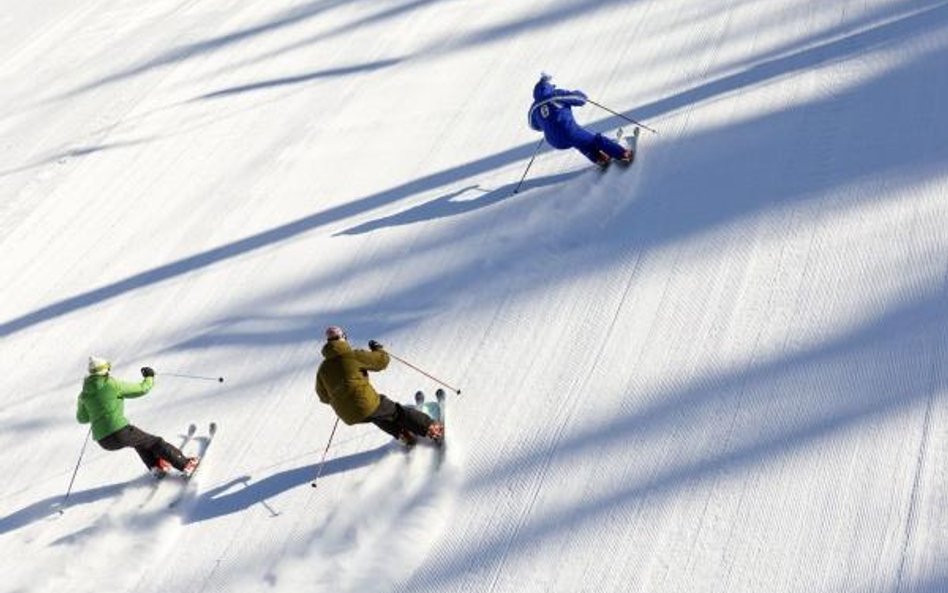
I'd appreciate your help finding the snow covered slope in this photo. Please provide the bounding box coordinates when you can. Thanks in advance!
[2,1,947,592]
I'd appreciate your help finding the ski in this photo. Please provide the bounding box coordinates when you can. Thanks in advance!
[137,424,197,508]
[435,388,446,427]
[624,126,641,162]
[160,423,197,478]
[414,390,442,427]
[184,421,217,480]
[435,388,447,466]
[595,126,640,171]
[167,422,217,509]
[407,391,446,457]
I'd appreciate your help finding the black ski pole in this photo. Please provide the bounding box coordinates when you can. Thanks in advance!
[388,351,462,395]
[586,99,659,135]
[512,138,545,195]
[57,427,92,515]
[162,372,225,383]
[310,417,340,489]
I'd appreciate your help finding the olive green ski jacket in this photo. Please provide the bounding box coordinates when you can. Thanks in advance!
[315,339,389,424]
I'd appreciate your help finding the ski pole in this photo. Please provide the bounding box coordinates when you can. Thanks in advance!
[388,351,462,395]
[586,99,659,135]
[162,372,225,383]
[58,427,92,514]
[310,417,340,489]
[512,137,545,195]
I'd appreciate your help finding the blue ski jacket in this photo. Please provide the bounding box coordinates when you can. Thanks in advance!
[528,77,589,149]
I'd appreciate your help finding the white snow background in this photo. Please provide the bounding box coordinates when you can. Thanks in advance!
[2,1,948,592]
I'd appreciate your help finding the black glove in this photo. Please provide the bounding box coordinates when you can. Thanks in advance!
[141,367,155,378]
[368,340,383,351]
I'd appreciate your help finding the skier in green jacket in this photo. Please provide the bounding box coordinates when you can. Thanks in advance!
[315,326,443,446]
[76,356,197,478]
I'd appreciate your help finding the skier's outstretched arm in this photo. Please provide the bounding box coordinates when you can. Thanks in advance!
[355,349,389,372]
[114,376,154,399]
[553,88,587,106]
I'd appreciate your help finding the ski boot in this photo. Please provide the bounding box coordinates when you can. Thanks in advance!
[595,150,611,169]
[426,422,444,445]
[181,457,200,478]
[150,458,172,479]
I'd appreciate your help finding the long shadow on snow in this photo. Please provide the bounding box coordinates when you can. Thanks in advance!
[50,0,624,102]
[407,31,948,308]
[47,0,357,102]
[0,136,546,337]
[625,1,948,130]
[0,479,134,536]
[401,277,948,590]
[191,58,402,101]
[339,171,584,235]
[913,575,948,593]
[0,139,152,178]
[171,35,948,357]
[4,4,946,339]
[186,444,390,524]
[239,0,452,68]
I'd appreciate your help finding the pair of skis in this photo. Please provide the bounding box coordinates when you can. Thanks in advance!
[310,391,447,488]
[414,389,447,467]
[141,422,216,509]
[159,422,216,480]
[597,126,641,170]
[413,388,446,434]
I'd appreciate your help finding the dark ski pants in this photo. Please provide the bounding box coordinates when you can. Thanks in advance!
[365,395,433,439]
[97,425,189,471]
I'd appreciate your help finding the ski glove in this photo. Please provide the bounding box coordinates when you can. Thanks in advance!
[368,340,384,351]
[141,366,155,378]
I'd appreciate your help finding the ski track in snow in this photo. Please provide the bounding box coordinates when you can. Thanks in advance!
[250,445,457,593]
[9,478,188,593]
[3,1,948,592]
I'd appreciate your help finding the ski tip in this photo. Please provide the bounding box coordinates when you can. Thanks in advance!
[187,424,198,435]
[414,390,424,404]
[209,422,218,435]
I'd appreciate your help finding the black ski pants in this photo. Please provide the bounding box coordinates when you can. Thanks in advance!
[97,425,189,471]
[365,395,433,439]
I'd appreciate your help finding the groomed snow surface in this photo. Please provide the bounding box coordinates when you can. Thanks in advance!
[2,1,948,592]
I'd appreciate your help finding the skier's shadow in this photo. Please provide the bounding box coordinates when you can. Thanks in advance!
[187,444,392,523]
[0,479,134,535]
[337,170,585,235]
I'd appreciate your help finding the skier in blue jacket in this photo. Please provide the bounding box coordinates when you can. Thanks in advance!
[528,73,633,166]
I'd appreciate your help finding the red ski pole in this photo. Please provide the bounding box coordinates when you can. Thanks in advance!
[388,351,462,395]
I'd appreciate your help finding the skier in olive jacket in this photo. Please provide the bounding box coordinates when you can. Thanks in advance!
[315,326,443,445]
[76,356,196,477]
